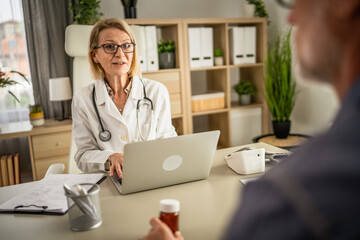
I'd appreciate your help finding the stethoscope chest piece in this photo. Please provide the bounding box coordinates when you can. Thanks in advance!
[99,130,111,142]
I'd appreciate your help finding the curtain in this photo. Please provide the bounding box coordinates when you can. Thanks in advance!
[1,0,33,179]
[22,0,73,119]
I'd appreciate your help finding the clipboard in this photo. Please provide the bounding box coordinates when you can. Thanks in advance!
[0,174,105,215]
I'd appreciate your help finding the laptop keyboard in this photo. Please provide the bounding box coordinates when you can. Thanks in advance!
[111,171,122,185]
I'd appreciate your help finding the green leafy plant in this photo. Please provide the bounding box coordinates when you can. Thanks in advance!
[0,69,30,103]
[214,48,223,57]
[120,0,138,7]
[29,104,43,114]
[246,0,270,25]
[158,40,175,53]
[265,29,296,122]
[69,0,104,25]
[233,81,256,95]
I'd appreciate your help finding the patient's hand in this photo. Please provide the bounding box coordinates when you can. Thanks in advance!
[143,217,184,240]
[108,153,123,179]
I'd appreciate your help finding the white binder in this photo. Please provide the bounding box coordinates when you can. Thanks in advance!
[200,27,214,67]
[129,25,147,72]
[229,27,245,65]
[188,27,202,68]
[145,26,159,71]
[244,26,256,64]
[139,26,148,72]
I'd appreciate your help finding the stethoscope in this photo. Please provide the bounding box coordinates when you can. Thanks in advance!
[92,78,154,142]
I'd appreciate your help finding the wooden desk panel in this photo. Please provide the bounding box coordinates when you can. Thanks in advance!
[0,119,72,139]
[32,131,71,159]
[0,119,72,181]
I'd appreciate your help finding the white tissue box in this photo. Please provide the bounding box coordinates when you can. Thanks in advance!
[225,148,265,175]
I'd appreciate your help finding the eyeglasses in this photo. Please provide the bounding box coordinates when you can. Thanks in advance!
[93,43,136,54]
[276,0,294,8]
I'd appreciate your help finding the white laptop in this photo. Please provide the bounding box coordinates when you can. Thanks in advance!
[110,130,220,194]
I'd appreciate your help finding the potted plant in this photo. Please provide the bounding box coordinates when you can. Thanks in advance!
[214,48,224,66]
[0,68,29,103]
[245,0,270,25]
[158,40,176,69]
[29,104,44,127]
[233,81,256,105]
[69,0,103,25]
[120,0,138,18]
[242,2,255,18]
[66,0,104,57]
[265,29,296,138]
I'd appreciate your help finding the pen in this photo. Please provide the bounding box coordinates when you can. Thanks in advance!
[76,184,98,217]
[63,184,98,220]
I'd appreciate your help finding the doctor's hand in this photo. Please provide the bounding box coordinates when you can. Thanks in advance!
[143,217,184,240]
[108,153,124,179]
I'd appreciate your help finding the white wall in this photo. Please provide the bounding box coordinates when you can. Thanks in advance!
[101,0,244,19]
[263,1,339,136]
[100,0,340,136]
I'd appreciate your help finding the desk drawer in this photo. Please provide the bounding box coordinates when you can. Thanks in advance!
[32,131,71,159]
[34,155,68,179]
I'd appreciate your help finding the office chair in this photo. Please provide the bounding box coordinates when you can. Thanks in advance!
[44,163,65,178]
[65,25,93,174]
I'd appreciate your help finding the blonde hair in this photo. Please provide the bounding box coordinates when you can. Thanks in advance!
[88,18,140,80]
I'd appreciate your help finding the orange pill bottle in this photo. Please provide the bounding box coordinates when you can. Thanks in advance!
[159,199,180,234]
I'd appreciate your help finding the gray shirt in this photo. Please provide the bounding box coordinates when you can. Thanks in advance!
[226,78,360,240]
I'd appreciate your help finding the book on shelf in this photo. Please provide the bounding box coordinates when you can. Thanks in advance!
[7,155,15,185]
[0,155,9,187]
[0,153,21,187]
[0,156,2,187]
[14,153,21,185]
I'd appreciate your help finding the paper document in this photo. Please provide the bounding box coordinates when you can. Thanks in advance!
[0,174,104,215]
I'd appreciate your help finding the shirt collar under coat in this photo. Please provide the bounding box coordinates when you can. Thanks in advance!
[93,75,144,114]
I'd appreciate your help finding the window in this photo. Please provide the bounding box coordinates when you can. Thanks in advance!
[0,0,34,123]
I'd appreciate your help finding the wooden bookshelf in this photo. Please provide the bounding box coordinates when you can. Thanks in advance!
[182,18,269,147]
[125,18,269,147]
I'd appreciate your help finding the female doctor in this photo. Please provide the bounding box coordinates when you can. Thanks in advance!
[72,18,177,178]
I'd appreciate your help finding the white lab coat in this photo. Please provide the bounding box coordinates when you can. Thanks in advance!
[72,76,177,172]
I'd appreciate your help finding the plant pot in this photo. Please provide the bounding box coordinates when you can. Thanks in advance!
[159,52,175,69]
[29,112,44,127]
[272,120,291,139]
[124,7,137,19]
[214,56,223,66]
[239,94,251,105]
[242,4,255,18]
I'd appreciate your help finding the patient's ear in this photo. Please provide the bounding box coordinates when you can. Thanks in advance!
[330,0,360,20]
[327,0,360,43]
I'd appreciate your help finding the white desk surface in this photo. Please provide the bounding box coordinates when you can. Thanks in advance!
[0,120,32,134]
[0,142,286,240]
